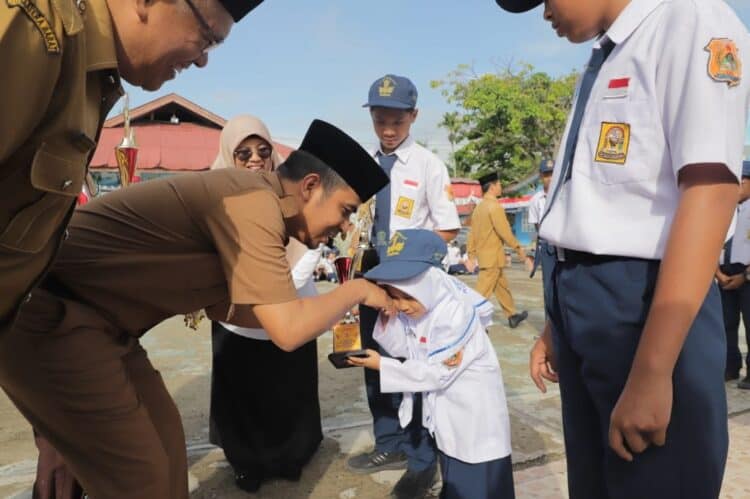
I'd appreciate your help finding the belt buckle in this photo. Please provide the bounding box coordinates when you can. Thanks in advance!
[555,246,566,262]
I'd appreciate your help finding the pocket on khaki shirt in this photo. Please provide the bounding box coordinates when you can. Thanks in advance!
[0,138,89,254]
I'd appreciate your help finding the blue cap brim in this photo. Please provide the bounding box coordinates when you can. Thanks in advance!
[363,99,415,110]
[364,260,431,282]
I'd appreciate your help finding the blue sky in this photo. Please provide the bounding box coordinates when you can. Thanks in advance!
[122,0,750,159]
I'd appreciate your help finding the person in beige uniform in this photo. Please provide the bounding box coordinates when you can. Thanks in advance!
[0,0,262,335]
[467,171,532,329]
[0,120,393,499]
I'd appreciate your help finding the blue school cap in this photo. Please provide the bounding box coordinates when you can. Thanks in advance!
[539,158,554,174]
[364,74,418,110]
[743,160,750,178]
[365,229,446,281]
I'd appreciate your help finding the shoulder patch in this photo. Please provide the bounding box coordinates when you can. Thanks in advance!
[705,38,741,87]
[7,0,60,54]
[444,184,454,201]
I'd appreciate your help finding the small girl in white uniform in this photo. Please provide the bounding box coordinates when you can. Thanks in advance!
[348,229,515,499]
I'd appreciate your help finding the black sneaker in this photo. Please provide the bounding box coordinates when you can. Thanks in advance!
[738,375,750,390]
[391,464,438,499]
[347,450,408,475]
[508,311,529,329]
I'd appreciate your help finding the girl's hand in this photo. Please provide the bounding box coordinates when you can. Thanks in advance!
[346,349,381,370]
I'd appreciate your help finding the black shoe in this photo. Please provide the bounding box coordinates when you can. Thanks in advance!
[234,471,261,493]
[726,370,741,382]
[391,464,438,499]
[508,311,528,329]
[347,450,408,475]
[738,375,750,389]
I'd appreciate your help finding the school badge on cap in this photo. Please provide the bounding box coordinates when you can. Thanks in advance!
[705,38,741,87]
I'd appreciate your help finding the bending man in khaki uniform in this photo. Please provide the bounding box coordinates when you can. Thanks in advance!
[0,0,263,334]
[467,171,532,329]
[0,120,394,499]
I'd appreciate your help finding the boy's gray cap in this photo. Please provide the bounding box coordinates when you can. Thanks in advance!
[364,74,418,110]
[494,0,543,13]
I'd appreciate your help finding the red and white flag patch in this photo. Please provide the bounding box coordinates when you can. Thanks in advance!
[604,77,629,99]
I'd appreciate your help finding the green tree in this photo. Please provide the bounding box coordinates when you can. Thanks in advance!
[431,63,578,183]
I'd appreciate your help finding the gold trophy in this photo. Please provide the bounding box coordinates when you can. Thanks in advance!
[114,93,138,187]
[328,203,379,368]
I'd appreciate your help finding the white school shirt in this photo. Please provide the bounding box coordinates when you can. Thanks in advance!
[540,0,750,259]
[220,248,321,340]
[374,304,511,463]
[371,136,461,237]
[527,190,546,226]
[730,202,750,265]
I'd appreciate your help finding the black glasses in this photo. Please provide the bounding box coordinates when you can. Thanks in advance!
[183,0,224,54]
[234,146,273,162]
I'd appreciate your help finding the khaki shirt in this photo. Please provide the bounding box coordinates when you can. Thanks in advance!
[0,0,122,325]
[467,194,521,269]
[47,170,299,335]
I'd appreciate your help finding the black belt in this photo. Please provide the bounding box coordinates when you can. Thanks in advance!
[554,247,635,264]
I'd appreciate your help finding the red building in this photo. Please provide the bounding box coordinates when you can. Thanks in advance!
[89,93,292,192]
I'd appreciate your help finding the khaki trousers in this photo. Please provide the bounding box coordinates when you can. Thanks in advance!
[476,267,516,318]
[0,289,188,499]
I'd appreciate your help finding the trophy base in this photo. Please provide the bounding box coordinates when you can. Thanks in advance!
[328,349,368,369]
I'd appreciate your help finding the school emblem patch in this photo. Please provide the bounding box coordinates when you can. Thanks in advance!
[387,232,407,256]
[444,184,455,202]
[595,122,630,165]
[379,76,396,97]
[394,196,415,219]
[705,38,741,87]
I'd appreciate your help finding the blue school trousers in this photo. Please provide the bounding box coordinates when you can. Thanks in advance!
[360,305,436,471]
[548,253,728,499]
[438,452,514,499]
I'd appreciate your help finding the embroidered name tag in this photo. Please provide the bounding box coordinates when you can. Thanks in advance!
[595,122,630,165]
[394,196,415,219]
[7,0,60,54]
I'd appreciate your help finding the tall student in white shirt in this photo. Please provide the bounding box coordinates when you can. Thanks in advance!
[507,0,750,497]
[346,74,461,499]
[349,229,515,499]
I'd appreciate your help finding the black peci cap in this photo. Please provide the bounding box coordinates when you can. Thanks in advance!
[218,0,265,22]
[477,171,500,186]
[298,119,389,202]
[494,0,543,13]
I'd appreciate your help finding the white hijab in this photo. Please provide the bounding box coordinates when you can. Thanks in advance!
[211,114,284,170]
[378,266,494,365]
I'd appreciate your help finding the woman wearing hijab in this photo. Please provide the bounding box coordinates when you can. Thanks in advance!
[209,115,323,492]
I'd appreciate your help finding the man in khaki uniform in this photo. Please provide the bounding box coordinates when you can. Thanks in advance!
[0,120,394,499]
[467,171,531,328]
[0,0,262,335]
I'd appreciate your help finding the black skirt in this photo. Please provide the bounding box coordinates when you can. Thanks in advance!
[209,321,322,482]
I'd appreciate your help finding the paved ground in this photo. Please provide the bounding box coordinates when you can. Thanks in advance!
[2,267,750,498]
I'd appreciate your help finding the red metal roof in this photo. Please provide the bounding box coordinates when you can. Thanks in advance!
[90,123,293,171]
